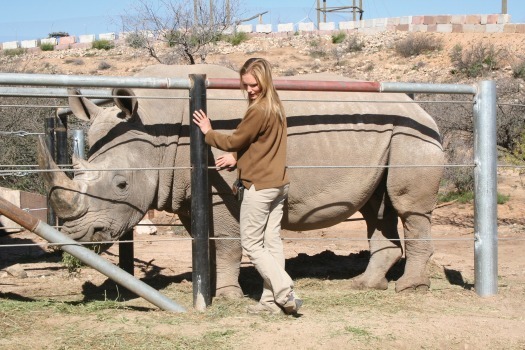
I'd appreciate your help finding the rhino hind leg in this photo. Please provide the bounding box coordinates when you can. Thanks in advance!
[394,213,433,293]
[350,193,403,290]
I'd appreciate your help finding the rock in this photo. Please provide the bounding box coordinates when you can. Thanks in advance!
[5,263,28,278]
[134,218,157,235]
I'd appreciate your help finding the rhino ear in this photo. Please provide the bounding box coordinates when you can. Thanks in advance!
[112,88,138,120]
[67,88,102,122]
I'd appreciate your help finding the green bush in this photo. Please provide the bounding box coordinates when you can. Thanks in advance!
[449,42,502,77]
[48,31,69,38]
[3,48,26,57]
[40,42,54,51]
[331,31,346,44]
[92,39,114,50]
[395,33,443,57]
[222,31,249,46]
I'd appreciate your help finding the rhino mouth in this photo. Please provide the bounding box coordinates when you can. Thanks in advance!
[87,223,114,243]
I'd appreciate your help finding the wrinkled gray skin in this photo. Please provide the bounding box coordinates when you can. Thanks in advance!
[38,64,444,297]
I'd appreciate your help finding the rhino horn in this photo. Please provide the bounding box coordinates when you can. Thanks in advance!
[37,136,88,220]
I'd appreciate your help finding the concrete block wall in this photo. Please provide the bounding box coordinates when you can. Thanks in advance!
[1,14,522,51]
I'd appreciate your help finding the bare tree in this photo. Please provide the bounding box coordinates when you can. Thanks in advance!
[120,0,240,64]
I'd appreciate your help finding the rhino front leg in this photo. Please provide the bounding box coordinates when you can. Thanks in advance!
[351,199,402,290]
[395,213,433,292]
[179,214,243,299]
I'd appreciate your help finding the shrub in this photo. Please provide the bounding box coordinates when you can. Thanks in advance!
[222,31,249,46]
[48,31,69,38]
[92,39,114,50]
[98,61,111,70]
[3,48,26,57]
[449,42,503,77]
[331,31,346,44]
[345,35,364,52]
[308,38,327,58]
[395,33,443,57]
[40,42,54,51]
[511,58,525,79]
[125,32,148,49]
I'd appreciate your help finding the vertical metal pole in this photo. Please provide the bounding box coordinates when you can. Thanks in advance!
[323,0,327,22]
[119,229,135,276]
[55,116,68,228]
[189,74,211,310]
[502,0,508,14]
[353,0,356,21]
[317,0,321,29]
[72,129,85,159]
[359,0,363,20]
[44,116,56,226]
[473,80,498,296]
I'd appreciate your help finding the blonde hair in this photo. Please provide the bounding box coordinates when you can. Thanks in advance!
[239,58,286,122]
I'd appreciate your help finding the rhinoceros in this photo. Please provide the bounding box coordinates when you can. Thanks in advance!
[38,64,444,297]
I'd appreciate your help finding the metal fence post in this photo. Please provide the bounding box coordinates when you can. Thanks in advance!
[72,129,85,159]
[473,80,498,296]
[44,116,56,227]
[189,74,211,310]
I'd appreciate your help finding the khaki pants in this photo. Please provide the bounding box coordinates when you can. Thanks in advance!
[240,184,292,307]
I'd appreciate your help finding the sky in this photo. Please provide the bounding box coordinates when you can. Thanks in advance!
[0,0,523,43]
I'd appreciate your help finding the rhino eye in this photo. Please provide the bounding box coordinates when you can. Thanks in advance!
[113,175,129,193]
[117,180,128,190]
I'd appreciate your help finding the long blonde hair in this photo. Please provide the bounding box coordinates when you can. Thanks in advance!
[239,58,286,123]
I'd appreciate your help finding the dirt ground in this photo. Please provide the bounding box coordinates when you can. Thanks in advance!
[1,31,525,349]
[1,169,524,349]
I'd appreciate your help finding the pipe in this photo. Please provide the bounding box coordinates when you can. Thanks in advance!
[473,80,498,296]
[189,74,211,311]
[0,73,191,90]
[0,196,186,312]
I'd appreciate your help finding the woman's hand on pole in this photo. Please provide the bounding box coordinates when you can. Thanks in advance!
[192,109,212,134]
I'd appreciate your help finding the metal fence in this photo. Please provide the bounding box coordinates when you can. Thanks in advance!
[0,72,501,309]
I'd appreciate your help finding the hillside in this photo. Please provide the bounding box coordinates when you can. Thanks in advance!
[1,31,524,87]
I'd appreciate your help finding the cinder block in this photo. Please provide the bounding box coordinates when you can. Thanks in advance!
[450,15,465,24]
[58,36,76,45]
[480,15,488,25]
[436,24,453,33]
[277,23,294,32]
[20,39,39,48]
[427,24,437,32]
[412,16,424,25]
[298,22,314,31]
[412,24,427,32]
[256,24,272,33]
[452,24,463,33]
[435,15,451,24]
[78,34,95,43]
[396,24,410,31]
[374,18,387,27]
[423,16,436,25]
[463,24,485,33]
[339,21,355,30]
[516,24,525,33]
[399,16,412,25]
[2,41,19,49]
[41,38,57,45]
[485,24,505,33]
[465,15,481,24]
[499,14,511,24]
[236,24,253,33]
[0,187,47,233]
[503,24,516,33]
[319,22,335,31]
[362,19,374,28]
[387,17,400,26]
[99,32,116,41]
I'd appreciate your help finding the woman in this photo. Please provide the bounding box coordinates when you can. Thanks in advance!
[193,58,302,315]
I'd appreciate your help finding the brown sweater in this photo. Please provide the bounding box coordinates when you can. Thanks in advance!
[205,104,289,190]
